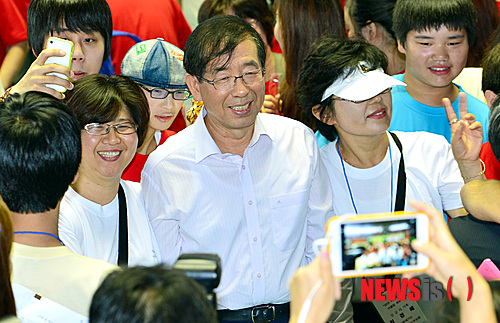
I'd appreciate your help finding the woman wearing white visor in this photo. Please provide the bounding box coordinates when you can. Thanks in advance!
[297,38,485,219]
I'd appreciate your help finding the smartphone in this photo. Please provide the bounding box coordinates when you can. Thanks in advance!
[44,37,74,93]
[477,258,500,281]
[315,211,430,278]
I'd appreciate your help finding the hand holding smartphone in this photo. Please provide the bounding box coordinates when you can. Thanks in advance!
[44,37,74,93]
[313,211,430,278]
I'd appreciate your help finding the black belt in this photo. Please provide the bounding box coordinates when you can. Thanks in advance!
[217,303,290,322]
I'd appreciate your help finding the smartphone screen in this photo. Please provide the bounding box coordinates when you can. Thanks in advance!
[341,218,417,271]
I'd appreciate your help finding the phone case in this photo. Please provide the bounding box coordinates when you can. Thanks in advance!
[45,37,74,93]
[326,211,430,278]
[477,258,500,281]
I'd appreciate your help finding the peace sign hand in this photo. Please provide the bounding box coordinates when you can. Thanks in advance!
[443,93,484,182]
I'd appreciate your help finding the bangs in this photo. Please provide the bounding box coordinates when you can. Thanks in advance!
[81,99,123,126]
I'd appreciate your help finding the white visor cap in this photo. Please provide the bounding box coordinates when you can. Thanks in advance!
[321,62,406,102]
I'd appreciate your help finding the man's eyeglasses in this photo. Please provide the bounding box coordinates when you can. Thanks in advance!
[333,88,392,104]
[139,84,190,100]
[84,122,138,136]
[199,68,265,91]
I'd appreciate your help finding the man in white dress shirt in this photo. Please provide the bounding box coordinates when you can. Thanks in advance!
[141,15,335,323]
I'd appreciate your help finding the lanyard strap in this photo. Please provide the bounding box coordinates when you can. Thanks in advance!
[389,132,406,212]
[117,184,128,265]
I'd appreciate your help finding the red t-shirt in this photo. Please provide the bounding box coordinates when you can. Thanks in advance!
[12,0,29,19]
[122,130,176,182]
[479,141,500,180]
[0,0,27,65]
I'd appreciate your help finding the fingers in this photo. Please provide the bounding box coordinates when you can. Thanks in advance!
[319,249,333,280]
[468,121,483,133]
[458,92,468,120]
[34,85,66,99]
[262,94,279,114]
[452,121,466,143]
[443,93,469,126]
[463,113,476,125]
[411,239,444,265]
[442,97,457,124]
[408,201,451,247]
[41,63,74,80]
[10,55,74,98]
[34,48,66,66]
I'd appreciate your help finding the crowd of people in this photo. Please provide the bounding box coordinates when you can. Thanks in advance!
[0,0,499,322]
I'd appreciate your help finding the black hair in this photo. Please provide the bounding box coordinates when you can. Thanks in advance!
[297,37,388,141]
[488,95,500,162]
[346,0,397,41]
[0,92,81,213]
[27,0,112,62]
[393,0,477,48]
[482,43,500,94]
[89,265,217,323]
[64,75,150,148]
[184,15,266,79]
[198,0,275,46]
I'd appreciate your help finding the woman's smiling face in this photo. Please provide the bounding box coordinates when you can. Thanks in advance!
[79,107,138,181]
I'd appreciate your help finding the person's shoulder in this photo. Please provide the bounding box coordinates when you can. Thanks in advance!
[160,123,195,147]
[68,250,118,271]
[319,139,338,159]
[65,250,119,284]
[391,131,450,155]
[260,114,318,152]
[145,125,196,169]
[60,187,89,219]
[392,130,449,143]
[120,179,141,194]
[260,113,314,135]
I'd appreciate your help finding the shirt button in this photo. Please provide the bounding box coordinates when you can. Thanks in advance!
[257,273,262,278]
[248,200,253,205]
[242,165,246,170]
[253,237,257,242]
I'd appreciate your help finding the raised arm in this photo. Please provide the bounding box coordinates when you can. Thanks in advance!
[1,40,29,89]
[8,48,74,100]
[443,93,485,183]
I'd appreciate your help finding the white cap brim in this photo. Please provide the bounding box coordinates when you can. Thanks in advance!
[321,64,406,102]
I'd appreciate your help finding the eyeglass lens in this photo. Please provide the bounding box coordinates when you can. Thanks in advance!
[150,88,188,100]
[85,122,137,135]
[210,69,264,91]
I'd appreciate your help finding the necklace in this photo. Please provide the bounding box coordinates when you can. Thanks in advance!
[14,231,65,246]
[337,139,394,214]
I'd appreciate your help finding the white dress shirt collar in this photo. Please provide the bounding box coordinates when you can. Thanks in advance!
[193,107,276,163]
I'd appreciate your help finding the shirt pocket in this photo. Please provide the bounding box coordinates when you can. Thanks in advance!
[269,189,308,251]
